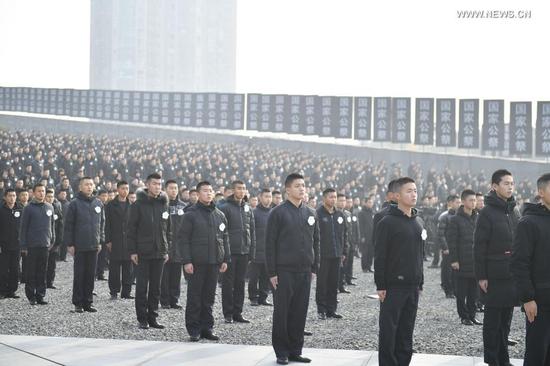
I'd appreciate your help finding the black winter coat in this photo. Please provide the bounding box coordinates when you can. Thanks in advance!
[358,206,374,247]
[168,198,186,263]
[105,198,131,261]
[0,202,23,251]
[20,200,55,249]
[437,208,456,251]
[447,206,477,278]
[252,204,271,263]
[63,192,105,251]
[219,195,256,258]
[317,206,348,258]
[127,189,170,259]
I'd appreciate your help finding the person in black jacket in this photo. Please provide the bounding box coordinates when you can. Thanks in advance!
[511,173,550,366]
[447,189,481,325]
[438,194,460,298]
[95,189,110,281]
[341,196,359,288]
[474,169,519,366]
[179,181,230,342]
[372,179,398,261]
[0,189,23,299]
[45,189,63,289]
[56,189,70,262]
[248,188,272,306]
[358,195,375,272]
[105,181,133,299]
[20,183,55,305]
[127,173,170,329]
[316,188,347,319]
[265,173,320,365]
[219,180,256,324]
[375,177,424,366]
[160,179,186,309]
[64,177,105,313]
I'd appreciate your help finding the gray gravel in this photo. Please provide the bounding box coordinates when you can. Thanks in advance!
[0,256,525,358]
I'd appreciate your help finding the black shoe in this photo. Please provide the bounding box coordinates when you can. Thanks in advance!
[327,312,343,319]
[461,318,473,326]
[189,334,200,342]
[110,294,118,300]
[250,299,260,306]
[507,338,518,346]
[92,291,97,296]
[303,330,313,336]
[121,295,135,299]
[445,294,455,299]
[29,300,37,305]
[84,306,97,312]
[37,299,48,305]
[161,304,171,309]
[6,293,20,299]
[351,276,358,280]
[148,320,165,329]
[97,276,106,281]
[200,331,219,341]
[346,282,357,286]
[233,315,250,323]
[138,321,149,329]
[75,306,84,313]
[171,304,183,310]
[276,357,289,365]
[288,355,311,363]
[47,285,57,289]
[428,264,439,268]
[259,300,273,306]
[224,316,233,324]
[471,317,483,325]
[318,312,326,320]
[339,288,351,294]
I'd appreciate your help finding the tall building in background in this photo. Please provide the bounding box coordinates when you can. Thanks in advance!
[90,0,236,92]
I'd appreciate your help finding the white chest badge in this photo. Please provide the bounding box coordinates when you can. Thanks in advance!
[14,211,20,218]
[162,211,169,220]
[95,206,101,214]
[352,216,357,222]
[307,216,315,226]
[54,214,59,221]
[244,205,250,213]
[337,216,344,224]
[46,210,53,217]
[177,209,184,216]
[219,223,226,231]
[347,216,352,223]
[421,229,428,241]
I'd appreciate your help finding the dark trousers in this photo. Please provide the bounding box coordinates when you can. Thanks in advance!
[361,239,374,271]
[483,306,513,365]
[316,257,340,314]
[440,253,454,295]
[524,311,550,366]
[108,259,133,297]
[430,245,440,266]
[46,248,58,287]
[72,250,98,307]
[343,245,354,283]
[25,247,49,301]
[272,271,311,359]
[58,243,67,261]
[96,246,109,278]
[20,254,27,283]
[378,288,419,366]
[185,264,219,336]
[160,261,183,306]
[0,249,20,295]
[455,275,477,320]
[135,258,164,323]
[222,254,249,318]
[248,261,269,302]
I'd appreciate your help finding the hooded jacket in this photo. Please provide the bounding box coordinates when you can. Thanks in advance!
[511,203,550,310]
[127,189,170,259]
[374,205,425,291]
[63,192,105,251]
[219,195,256,258]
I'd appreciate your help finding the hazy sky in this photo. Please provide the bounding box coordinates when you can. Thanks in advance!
[0,0,548,101]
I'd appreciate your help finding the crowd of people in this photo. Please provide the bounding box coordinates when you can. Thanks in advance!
[1,128,549,365]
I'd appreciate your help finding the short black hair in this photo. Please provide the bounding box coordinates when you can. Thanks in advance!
[33,183,45,192]
[128,191,136,195]
[189,189,198,194]
[260,188,271,194]
[536,173,550,191]
[45,189,54,195]
[79,176,93,183]
[476,192,484,197]
[460,189,476,201]
[196,181,211,192]
[337,193,346,199]
[322,188,336,197]
[146,173,162,182]
[165,179,178,188]
[491,169,512,185]
[117,180,129,188]
[387,179,398,194]
[393,177,415,193]
[446,194,460,203]
[97,189,108,196]
[232,180,245,188]
[3,188,16,196]
[272,190,282,196]
[284,173,304,188]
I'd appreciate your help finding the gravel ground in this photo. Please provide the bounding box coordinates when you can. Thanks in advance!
[0,256,526,358]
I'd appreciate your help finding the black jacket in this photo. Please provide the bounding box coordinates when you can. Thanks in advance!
[127,189,170,259]
[437,208,456,251]
[372,201,396,247]
[317,206,348,258]
[63,192,105,251]
[219,195,256,258]
[474,191,519,281]
[178,201,230,265]
[344,209,360,249]
[252,204,271,263]
[168,198,187,262]
[511,203,550,310]
[358,206,374,246]
[265,200,320,277]
[0,202,23,251]
[374,205,424,291]
[447,206,477,277]
[51,199,64,249]
[105,198,131,261]
[20,200,55,249]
